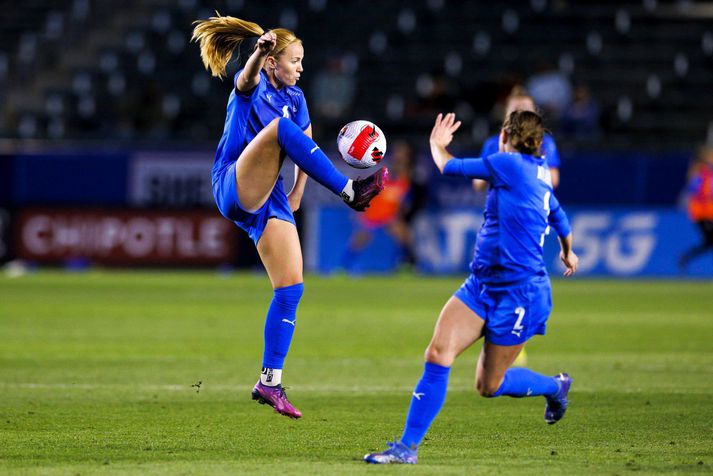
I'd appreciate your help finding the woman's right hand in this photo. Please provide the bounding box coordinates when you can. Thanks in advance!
[430,113,461,149]
[257,31,277,55]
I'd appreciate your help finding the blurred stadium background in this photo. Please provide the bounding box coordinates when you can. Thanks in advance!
[2,1,713,473]
[0,0,712,276]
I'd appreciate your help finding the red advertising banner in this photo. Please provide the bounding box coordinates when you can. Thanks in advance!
[16,208,239,265]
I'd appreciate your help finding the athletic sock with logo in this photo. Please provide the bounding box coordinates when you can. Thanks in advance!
[400,362,450,448]
[276,118,350,197]
[260,368,283,387]
[492,367,559,397]
[261,283,304,387]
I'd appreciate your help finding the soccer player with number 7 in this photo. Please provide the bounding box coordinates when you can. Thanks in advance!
[365,111,579,464]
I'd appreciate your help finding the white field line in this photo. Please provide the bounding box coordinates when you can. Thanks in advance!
[0,382,708,394]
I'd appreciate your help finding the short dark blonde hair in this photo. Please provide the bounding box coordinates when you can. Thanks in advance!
[502,110,544,156]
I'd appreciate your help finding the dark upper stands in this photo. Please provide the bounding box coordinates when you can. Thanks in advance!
[0,0,711,152]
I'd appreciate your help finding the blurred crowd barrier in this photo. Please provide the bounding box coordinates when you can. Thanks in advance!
[15,208,236,266]
[1,149,706,277]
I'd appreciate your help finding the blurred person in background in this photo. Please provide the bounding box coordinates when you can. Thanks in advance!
[342,140,425,271]
[679,145,713,272]
[525,61,573,121]
[561,83,601,140]
[310,53,357,120]
[192,14,388,419]
[480,86,561,188]
[405,70,458,120]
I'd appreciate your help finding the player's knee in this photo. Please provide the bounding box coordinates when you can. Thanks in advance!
[262,117,282,142]
[276,277,303,290]
[273,117,297,147]
[274,281,304,306]
[424,343,454,367]
[478,385,498,398]
[475,377,500,398]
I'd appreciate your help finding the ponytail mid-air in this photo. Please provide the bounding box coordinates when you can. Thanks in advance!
[192,13,300,79]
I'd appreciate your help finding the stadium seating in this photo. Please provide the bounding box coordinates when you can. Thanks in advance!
[0,0,711,151]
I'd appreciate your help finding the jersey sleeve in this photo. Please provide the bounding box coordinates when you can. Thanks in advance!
[443,157,492,180]
[542,134,561,168]
[481,152,519,187]
[548,192,571,237]
[233,69,263,99]
[294,88,311,131]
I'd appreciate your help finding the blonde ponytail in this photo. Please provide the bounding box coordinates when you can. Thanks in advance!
[191,13,264,78]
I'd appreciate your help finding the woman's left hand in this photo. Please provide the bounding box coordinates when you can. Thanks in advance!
[560,250,579,277]
[287,192,302,212]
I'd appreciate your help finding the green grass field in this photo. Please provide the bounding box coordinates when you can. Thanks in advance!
[1,271,712,475]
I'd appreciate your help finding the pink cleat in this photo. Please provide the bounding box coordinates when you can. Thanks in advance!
[346,167,389,211]
[251,381,302,419]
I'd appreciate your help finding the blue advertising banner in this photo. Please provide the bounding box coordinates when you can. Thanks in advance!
[12,153,128,206]
[543,209,710,278]
[305,207,402,274]
[308,206,713,278]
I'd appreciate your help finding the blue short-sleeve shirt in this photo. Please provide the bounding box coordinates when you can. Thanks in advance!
[212,69,311,182]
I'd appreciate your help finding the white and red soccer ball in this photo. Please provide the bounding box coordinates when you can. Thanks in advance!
[337,120,387,169]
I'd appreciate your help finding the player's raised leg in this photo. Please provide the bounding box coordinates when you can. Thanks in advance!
[235,117,387,212]
[477,341,572,424]
[250,218,304,418]
[364,297,484,464]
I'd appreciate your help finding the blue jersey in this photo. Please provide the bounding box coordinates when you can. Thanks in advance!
[212,69,311,182]
[444,152,571,284]
[480,133,561,169]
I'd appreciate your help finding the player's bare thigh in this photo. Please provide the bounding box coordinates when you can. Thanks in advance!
[256,218,303,289]
[235,118,284,212]
[424,296,485,367]
[475,340,525,396]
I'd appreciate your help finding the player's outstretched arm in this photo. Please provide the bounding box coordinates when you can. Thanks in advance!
[431,113,490,181]
[558,233,579,277]
[429,113,461,173]
[236,31,276,92]
[548,193,577,276]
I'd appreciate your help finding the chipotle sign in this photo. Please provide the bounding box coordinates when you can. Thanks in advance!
[16,208,237,265]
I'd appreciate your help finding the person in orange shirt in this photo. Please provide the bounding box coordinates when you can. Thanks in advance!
[679,145,713,271]
[343,140,422,271]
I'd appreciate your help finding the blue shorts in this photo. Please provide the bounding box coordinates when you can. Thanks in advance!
[454,273,552,346]
[212,162,295,244]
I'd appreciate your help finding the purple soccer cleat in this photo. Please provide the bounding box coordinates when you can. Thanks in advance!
[364,441,418,465]
[251,381,302,419]
[345,167,389,211]
[545,372,572,424]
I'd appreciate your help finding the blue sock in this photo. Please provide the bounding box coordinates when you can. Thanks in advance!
[262,282,304,371]
[400,362,450,448]
[492,368,559,398]
[276,118,349,196]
